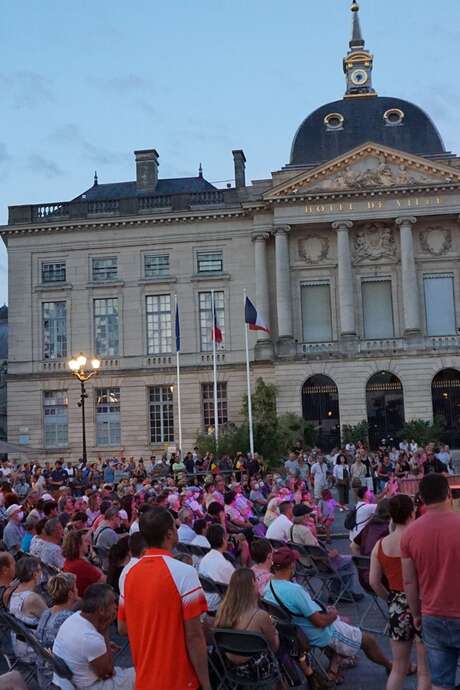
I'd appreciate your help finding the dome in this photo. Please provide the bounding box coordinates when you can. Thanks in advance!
[290,96,446,166]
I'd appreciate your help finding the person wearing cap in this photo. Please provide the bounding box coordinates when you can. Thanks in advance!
[3,504,25,552]
[264,547,392,681]
[290,504,317,547]
[266,500,294,542]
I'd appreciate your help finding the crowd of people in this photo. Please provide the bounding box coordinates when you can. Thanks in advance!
[0,439,458,690]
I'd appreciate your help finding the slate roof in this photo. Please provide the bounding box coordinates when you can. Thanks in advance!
[73,176,217,201]
[290,96,446,166]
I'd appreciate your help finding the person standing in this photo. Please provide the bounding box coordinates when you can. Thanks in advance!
[118,507,211,690]
[401,474,460,690]
[370,495,431,690]
[333,454,350,507]
[310,455,328,500]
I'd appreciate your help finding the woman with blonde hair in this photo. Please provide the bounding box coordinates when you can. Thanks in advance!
[36,572,79,689]
[215,568,280,682]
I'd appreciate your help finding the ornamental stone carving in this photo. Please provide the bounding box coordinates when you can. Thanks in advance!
[297,235,329,264]
[352,223,397,263]
[419,227,452,256]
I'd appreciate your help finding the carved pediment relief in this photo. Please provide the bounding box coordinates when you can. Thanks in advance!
[352,223,397,264]
[265,143,460,199]
[297,235,329,264]
[419,227,452,256]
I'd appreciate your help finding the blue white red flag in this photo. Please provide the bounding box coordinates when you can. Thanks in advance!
[212,302,223,343]
[245,297,270,334]
[175,302,181,352]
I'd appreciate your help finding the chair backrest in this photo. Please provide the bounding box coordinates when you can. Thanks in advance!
[199,575,228,596]
[188,544,210,557]
[301,545,335,574]
[0,610,74,681]
[268,539,285,549]
[259,598,292,623]
[214,628,270,656]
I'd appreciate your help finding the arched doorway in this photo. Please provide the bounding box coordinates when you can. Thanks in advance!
[302,375,340,450]
[432,369,460,447]
[366,372,404,448]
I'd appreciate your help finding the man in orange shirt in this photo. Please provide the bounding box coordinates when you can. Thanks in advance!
[118,506,211,690]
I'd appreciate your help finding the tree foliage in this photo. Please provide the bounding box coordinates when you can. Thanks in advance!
[341,420,369,445]
[400,417,445,446]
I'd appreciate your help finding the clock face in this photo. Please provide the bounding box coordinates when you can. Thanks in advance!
[351,68,368,85]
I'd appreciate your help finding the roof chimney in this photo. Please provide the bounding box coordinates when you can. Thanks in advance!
[134,149,159,192]
[232,149,246,188]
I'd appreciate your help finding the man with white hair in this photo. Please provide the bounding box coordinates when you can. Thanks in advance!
[177,507,196,544]
[3,504,25,551]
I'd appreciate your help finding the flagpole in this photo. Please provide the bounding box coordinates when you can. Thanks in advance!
[175,295,183,459]
[211,289,219,448]
[243,290,255,459]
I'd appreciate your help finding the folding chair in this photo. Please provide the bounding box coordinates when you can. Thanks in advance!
[352,555,389,635]
[212,628,281,689]
[176,542,209,558]
[287,542,317,596]
[268,539,285,550]
[300,545,350,606]
[0,609,75,688]
[199,575,228,597]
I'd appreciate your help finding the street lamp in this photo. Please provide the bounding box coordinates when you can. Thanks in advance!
[68,353,100,465]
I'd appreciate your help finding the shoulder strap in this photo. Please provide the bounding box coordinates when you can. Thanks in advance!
[94,526,111,546]
[290,525,295,542]
[269,581,298,618]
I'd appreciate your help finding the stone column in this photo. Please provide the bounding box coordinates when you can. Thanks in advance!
[252,231,274,359]
[274,226,293,343]
[396,216,419,334]
[332,220,356,337]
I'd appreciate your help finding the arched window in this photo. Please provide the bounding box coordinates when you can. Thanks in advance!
[302,375,340,451]
[432,369,460,448]
[366,372,404,448]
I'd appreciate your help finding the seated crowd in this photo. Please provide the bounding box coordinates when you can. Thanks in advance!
[0,441,458,690]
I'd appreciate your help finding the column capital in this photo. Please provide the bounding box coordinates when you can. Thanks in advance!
[395,216,417,227]
[251,230,271,242]
[332,220,353,231]
[273,224,291,236]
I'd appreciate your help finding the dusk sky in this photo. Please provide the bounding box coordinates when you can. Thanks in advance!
[1,0,459,305]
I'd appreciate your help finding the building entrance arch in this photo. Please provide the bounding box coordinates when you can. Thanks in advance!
[432,368,460,448]
[302,374,340,451]
[366,371,404,448]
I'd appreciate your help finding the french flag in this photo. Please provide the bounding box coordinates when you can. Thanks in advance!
[245,297,271,334]
[212,302,223,343]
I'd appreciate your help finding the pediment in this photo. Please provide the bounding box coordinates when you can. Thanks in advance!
[265,143,460,199]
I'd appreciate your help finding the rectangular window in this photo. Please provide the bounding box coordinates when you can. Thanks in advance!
[42,302,67,359]
[43,391,68,448]
[197,251,223,273]
[95,387,121,446]
[362,280,394,338]
[202,382,228,430]
[146,295,172,354]
[199,291,225,351]
[92,257,118,282]
[94,298,119,356]
[301,284,332,342]
[144,254,169,278]
[424,274,456,336]
[42,262,66,283]
[149,386,174,443]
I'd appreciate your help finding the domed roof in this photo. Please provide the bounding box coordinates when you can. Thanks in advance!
[290,95,446,166]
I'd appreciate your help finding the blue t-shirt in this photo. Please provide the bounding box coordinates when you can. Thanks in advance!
[20,532,33,553]
[263,579,332,648]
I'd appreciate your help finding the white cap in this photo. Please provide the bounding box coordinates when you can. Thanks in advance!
[6,504,21,519]
[42,493,54,502]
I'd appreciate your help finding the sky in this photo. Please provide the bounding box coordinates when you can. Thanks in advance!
[1,0,460,306]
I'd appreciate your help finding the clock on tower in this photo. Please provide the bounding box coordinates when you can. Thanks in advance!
[343,1,376,98]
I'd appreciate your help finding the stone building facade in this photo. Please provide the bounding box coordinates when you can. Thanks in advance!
[3,3,460,457]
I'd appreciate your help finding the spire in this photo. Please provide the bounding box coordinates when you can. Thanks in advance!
[350,1,364,49]
[198,163,203,178]
[343,0,376,98]
[93,170,98,186]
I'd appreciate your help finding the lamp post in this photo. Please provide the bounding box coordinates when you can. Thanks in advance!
[68,353,100,466]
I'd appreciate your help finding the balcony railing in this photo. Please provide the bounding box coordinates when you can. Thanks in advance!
[359,338,406,353]
[8,188,238,225]
[298,342,338,356]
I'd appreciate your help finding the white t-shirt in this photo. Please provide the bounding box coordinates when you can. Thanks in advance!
[129,520,139,535]
[348,501,377,541]
[52,612,106,688]
[266,514,293,542]
[198,549,235,611]
[192,534,211,548]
